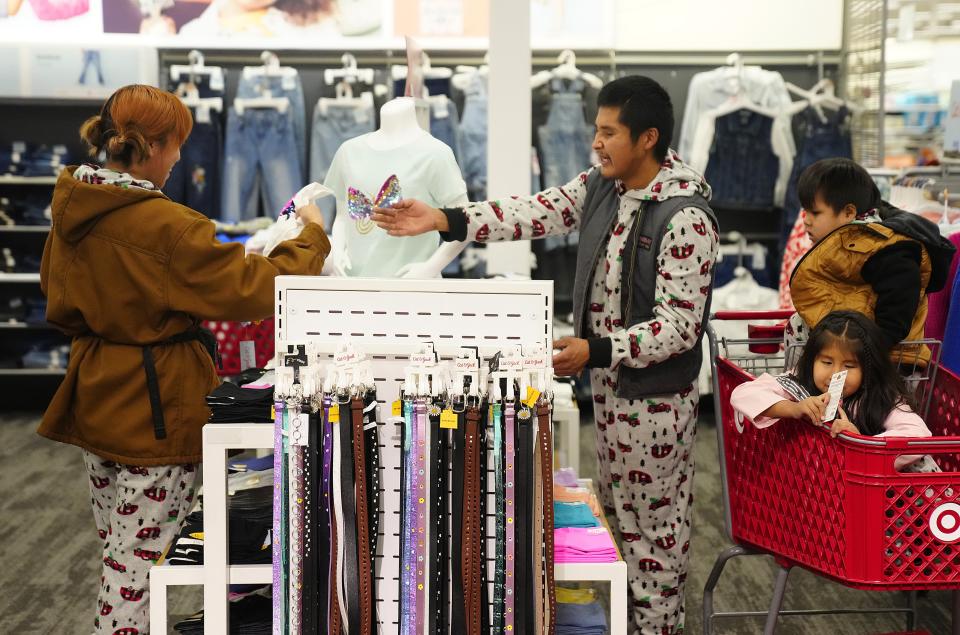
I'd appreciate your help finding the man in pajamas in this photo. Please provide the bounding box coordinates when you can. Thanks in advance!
[374,76,718,635]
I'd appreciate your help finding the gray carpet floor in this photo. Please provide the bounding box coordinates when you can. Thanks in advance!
[0,410,955,634]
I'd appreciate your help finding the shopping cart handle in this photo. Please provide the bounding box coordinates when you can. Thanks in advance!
[712,310,796,321]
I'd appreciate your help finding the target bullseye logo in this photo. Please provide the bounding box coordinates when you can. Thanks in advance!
[930,503,960,542]
[734,410,745,434]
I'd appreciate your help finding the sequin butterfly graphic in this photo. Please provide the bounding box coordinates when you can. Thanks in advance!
[347,174,402,235]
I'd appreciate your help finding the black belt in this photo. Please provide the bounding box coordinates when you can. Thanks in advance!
[492,402,505,635]
[143,325,220,440]
[516,400,534,635]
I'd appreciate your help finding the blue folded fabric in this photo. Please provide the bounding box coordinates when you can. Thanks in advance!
[229,454,275,473]
[554,501,601,528]
[557,600,607,634]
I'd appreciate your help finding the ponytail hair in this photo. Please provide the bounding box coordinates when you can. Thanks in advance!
[80,85,192,166]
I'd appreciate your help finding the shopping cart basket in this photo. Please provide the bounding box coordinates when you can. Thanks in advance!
[702,310,960,635]
[204,318,275,376]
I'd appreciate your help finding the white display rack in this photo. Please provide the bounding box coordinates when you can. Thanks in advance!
[275,275,554,633]
[149,423,274,635]
[555,478,630,635]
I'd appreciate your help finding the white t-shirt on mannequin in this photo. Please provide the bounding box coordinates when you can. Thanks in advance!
[324,97,468,278]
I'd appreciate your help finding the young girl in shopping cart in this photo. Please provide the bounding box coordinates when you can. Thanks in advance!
[730,310,936,471]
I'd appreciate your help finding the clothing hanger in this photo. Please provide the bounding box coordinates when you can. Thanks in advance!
[234,94,290,115]
[530,49,603,89]
[242,51,298,80]
[170,50,224,84]
[324,53,375,87]
[391,52,453,81]
[451,53,489,91]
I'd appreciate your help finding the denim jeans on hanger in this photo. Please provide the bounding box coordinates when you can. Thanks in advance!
[309,100,376,226]
[221,107,303,223]
[780,106,852,249]
[430,97,462,166]
[236,72,306,180]
[165,109,222,219]
[705,108,780,211]
[458,75,488,201]
[538,79,593,251]
[166,72,225,99]
[78,50,104,86]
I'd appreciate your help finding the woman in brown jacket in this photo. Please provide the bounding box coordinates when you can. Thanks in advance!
[38,85,330,634]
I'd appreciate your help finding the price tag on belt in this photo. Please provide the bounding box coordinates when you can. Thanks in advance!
[330,403,340,424]
[440,409,458,429]
[392,400,403,417]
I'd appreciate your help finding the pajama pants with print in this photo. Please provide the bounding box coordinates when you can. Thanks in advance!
[590,369,698,635]
[83,450,198,635]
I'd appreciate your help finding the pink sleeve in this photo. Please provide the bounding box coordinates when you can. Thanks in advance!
[875,404,933,439]
[875,404,932,471]
[729,373,795,429]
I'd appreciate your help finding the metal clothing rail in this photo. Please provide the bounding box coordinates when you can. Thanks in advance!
[158,48,842,71]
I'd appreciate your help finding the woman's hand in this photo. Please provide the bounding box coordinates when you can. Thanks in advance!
[830,407,858,438]
[296,203,325,228]
[373,199,448,236]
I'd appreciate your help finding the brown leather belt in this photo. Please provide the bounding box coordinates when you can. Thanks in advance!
[462,404,483,635]
[351,397,373,635]
[538,401,556,635]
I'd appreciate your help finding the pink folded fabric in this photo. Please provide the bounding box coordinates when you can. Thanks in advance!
[554,527,619,563]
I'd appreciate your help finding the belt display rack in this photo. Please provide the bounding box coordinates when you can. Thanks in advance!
[274,276,557,633]
[151,277,627,635]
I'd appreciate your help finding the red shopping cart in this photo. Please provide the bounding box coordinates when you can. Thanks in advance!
[702,310,960,635]
[204,318,275,376]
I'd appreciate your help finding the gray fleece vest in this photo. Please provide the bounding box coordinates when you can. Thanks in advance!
[572,170,717,399]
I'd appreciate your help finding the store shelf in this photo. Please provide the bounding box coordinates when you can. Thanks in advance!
[0,273,41,283]
[0,321,54,330]
[0,368,66,376]
[0,176,57,185]
[0,226,50,233]
[151,563,272,586]
[0,96,105,107]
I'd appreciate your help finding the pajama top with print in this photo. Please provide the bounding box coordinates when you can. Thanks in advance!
[456,153,719,635]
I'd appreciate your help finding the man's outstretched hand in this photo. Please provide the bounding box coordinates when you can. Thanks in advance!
[372,199,448,237]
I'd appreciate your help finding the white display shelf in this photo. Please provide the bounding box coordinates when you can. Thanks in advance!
[0,175,57,185]
[0,273,41,283]
[149,563,272,633]
[148,422,275,634]
[555,478,629,635]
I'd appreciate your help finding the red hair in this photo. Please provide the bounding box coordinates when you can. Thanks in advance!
[80,84,193,165]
